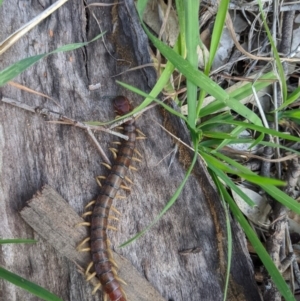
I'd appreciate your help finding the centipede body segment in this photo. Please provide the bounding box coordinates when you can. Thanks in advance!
[84,96,137,301]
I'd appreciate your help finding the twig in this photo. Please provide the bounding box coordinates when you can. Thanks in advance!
[1,97,128,163]
[0,0,69,55]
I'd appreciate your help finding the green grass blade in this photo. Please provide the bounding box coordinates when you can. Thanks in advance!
[119,145,199,247]
[212,173,232,301]
[222,190,295,301]
[142,24,262,126]
[200,152,255,207]
[184,0,200,129]
[205,0,230,73]
[136,0,149,19]
[278,86,300,110]
[199,72,276,117]
[258,0,287,102]
[214,151,300,214]
[116,81,187,121]
[0,33,104,87]
[0,239,36,244]
[0,267,64,301]
[200,119,300,142]
[175,0,186,58]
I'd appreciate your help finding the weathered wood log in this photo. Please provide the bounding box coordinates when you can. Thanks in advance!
[20,185,165,301]
[0,1,261,301]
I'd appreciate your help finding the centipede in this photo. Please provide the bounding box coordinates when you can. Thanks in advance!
[78,96,137,301]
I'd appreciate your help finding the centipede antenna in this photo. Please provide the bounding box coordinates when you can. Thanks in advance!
[76,221,91,227]
[108,215,119,221]
[85,200,96,209]
[86,271,97,282]
[136,128,146,137]
[82,211,92,217]
[111,206,121,215]
[112,141,121,145]
[109,147,118,159]
[132,156,142,162]
[134,148,143,158]
[107,225,118,231]
[101,162,112,170]
[77,237,91,250]
[91,282,102,295]
[129,165,138,171]
[85,262,94,275]
[120,184,131,191]
[115,194,126,199]
[125,176,133,185]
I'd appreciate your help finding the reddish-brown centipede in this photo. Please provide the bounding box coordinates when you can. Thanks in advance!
[89,96,136,301]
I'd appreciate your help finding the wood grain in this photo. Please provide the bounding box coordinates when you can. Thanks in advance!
[20,185,165,301]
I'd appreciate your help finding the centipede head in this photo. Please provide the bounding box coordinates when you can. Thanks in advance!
[113,96,133,115]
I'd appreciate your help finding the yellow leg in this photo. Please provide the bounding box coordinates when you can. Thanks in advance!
[77,237,91,251]
[101,162,112,170]
[125,176,133,185]
[111,206,121,215]
[76,221,91,227]
[85,261,94,275]
[86,271,97,281]
[85,200,96,209]
[78,247,91,252]
[134,148,143,158]
[132,157,142,162]
[82,211,92,218]
[129,165,138,171]
[136,128,146,137]
[108,215,119,221]
[120,184,131,191]
[107,225,118,231]
[91,282,102,295]
[109,148,118,159]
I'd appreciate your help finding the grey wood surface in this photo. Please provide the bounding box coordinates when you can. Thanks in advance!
[0,1,261,301]
[20,185,165,301]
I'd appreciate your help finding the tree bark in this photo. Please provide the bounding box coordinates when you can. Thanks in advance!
[0,1,261,301]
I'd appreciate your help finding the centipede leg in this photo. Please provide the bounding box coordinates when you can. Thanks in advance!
[124,176,133,185]
[77,237,91,252]
[96,176,106,187]
[86,272,97,282]
[136,128,146,137]
[82,211,92,218]
[91,282,102,295]
[134,148,142,158]
[101,162,112,170]
[76,221,91,227]
[85,262,94,275]
[85,200,96,209]
[109,147,118,159]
